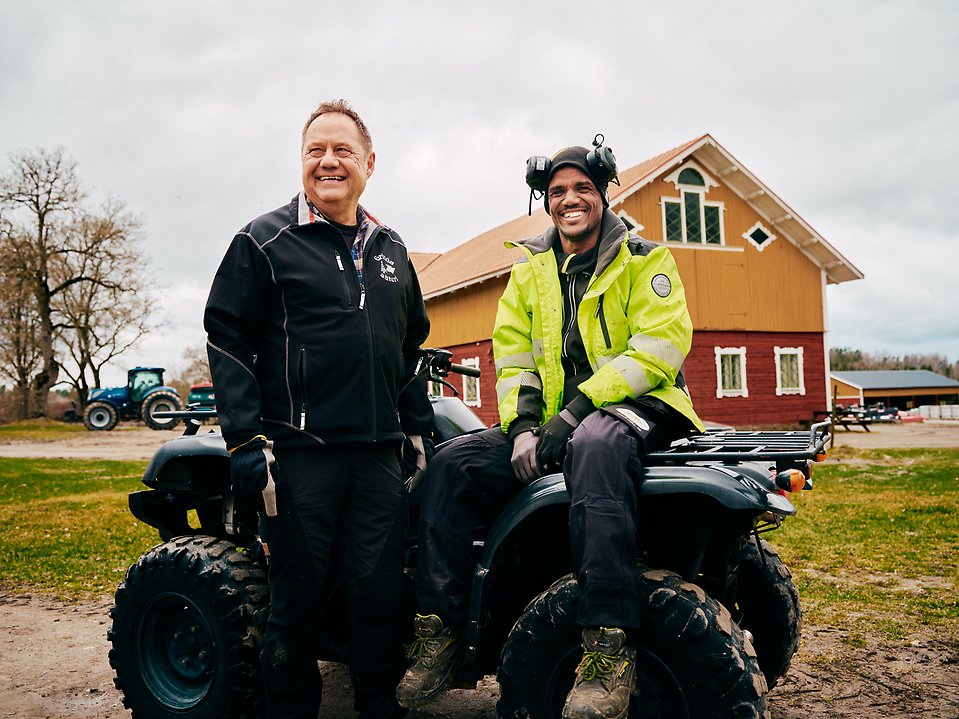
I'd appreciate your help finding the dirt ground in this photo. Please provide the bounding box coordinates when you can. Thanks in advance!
[1,421,957,718]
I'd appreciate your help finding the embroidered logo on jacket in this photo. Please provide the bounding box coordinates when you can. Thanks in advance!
[374,253,399,283]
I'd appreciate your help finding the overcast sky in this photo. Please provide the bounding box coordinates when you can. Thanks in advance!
[2,1,957,386]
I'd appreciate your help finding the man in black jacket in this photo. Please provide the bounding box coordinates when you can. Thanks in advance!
[204,99,432,719]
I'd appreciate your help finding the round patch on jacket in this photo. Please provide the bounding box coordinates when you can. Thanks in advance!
[651,273,672,298]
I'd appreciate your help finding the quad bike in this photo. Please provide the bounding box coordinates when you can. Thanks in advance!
[108,348,829,719]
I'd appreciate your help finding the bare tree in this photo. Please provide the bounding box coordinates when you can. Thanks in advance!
[0,147,83,415]
[167,342,212,399]
[0,220,44,417]
[0,147,157,417]
[55,200,158,407]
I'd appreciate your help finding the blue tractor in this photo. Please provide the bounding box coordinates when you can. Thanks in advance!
[83,367,182,431]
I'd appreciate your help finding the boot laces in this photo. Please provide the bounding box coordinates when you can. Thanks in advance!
[406,634,443,666]
[576,649,618,682]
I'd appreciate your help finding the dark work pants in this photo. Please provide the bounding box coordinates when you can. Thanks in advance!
[417,406,688,631]
[258,444,407,719]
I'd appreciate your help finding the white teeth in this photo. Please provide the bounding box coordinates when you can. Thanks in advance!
[562,210,585,219]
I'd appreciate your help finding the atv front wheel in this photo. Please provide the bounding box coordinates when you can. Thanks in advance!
[84,401,119,431]
[733,537,801,689]
[497,569,768,719]
[143,390,181,430]
[109,536,268,719]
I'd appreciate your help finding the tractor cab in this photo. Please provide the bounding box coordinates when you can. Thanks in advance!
[128,368,165,405]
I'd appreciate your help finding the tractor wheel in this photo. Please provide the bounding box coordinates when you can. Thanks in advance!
[497,569,768,719]
[732,537,802,689]
[84,401,119,431]
[108,536,269,719]
[143,391,181,430]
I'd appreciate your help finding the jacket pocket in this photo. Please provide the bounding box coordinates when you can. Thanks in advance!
[333,250,354,309]
[595,297,612,349]
[297,347,307,430]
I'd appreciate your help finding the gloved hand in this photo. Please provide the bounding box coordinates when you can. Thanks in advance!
[404,435,428,493]
[510,429,540,484]
[535,411,578,471]
[229,435,278,517]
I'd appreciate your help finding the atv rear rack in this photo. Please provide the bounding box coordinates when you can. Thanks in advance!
[647,420,831,465]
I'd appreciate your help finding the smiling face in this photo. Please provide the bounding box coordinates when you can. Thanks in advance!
[301,112,375,225]
[546,166,604,253]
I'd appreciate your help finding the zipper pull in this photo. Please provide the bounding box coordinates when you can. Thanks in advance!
[359,286,366,310]
[300,406,306,430]
[335,253,344,271]
[594,296,603,317]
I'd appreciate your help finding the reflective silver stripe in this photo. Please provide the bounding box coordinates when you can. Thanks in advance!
[627,333,685,370]
[595,354,613,369]
[495,352,536,373]
[607,355,653,396]
[496,371,542,404]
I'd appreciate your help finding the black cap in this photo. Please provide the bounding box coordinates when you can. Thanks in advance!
[545,145,608,208]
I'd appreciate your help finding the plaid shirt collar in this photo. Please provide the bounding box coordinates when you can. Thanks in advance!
[300,192,382,281]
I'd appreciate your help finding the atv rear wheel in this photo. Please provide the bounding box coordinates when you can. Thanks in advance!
[733,537,801,689]
[109,536,268,719]
[497,569,768,719]
[143,390,181,430]
[84,401,119,431]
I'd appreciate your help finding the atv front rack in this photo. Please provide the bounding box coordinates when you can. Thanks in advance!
[647,420,831,466]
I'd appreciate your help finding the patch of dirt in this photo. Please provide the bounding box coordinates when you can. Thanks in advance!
[0,422,957,718]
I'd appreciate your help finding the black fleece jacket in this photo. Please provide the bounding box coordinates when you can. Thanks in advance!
[204,193,433,450]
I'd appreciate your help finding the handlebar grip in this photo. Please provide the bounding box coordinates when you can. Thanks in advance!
[451,363,481,378]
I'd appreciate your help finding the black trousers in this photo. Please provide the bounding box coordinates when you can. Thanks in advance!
[258,444,407,719]
[416,404,689,630]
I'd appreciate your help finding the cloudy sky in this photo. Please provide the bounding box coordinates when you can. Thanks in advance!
[2,1,956,386]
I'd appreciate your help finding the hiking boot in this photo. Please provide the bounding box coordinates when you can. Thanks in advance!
[395,614,464,708]
[561,627,636,719]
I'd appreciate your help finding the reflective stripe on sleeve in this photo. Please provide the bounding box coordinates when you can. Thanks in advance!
[627,332,685,371]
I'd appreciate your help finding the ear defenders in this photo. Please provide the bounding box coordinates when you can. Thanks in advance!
[525,134,620,214]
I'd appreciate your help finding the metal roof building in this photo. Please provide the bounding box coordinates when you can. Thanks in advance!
[830,370,959,409]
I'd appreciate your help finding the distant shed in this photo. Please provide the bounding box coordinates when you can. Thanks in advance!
[830,370,959,410]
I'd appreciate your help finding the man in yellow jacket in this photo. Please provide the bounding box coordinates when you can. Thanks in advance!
[398,140,704,719]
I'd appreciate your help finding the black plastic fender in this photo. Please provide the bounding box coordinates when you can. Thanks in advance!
[479,463,795,569]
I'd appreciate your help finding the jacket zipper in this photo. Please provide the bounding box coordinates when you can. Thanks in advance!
[594,296,611,349]
[297,347,307,430]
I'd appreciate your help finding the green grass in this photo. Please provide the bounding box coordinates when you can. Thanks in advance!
[0,458,157,597]
[773,447,959,642]
[0,418,88,440]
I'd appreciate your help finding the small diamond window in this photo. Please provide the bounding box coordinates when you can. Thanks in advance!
[743,221,777,252]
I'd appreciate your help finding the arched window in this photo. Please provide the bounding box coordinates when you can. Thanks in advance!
[662,161,724,245]
[677,168,705,186]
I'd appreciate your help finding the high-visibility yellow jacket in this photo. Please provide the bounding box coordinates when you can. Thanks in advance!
[494,211,704,434]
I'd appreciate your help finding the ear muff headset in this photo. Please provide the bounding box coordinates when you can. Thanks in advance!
[525,133,620,215]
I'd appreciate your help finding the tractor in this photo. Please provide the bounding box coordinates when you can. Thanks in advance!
[83,367,182,431]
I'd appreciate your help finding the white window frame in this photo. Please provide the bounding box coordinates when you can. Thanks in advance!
[428,379,445,398]
[461,356,480,407]
[616,210,644,232]
[774,346,806,396]
[743,221,777,252]
[715,346,748,398]
[660,193,725,246]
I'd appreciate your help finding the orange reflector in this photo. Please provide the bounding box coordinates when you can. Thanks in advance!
[815,451,827,462]
[775,469,807,492]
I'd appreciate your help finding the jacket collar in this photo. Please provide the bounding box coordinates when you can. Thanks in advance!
[289,192,386,241]
[517,209,628,276]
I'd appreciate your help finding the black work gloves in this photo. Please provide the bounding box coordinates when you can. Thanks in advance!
[229,435,278,517]
[535,395,596,471]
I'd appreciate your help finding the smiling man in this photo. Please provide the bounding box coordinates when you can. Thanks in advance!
[204,99,432,719]
[397,141,703,718]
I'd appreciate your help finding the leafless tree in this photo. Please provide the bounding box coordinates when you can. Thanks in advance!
[0,147,157,417]
[55,200,159,408]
